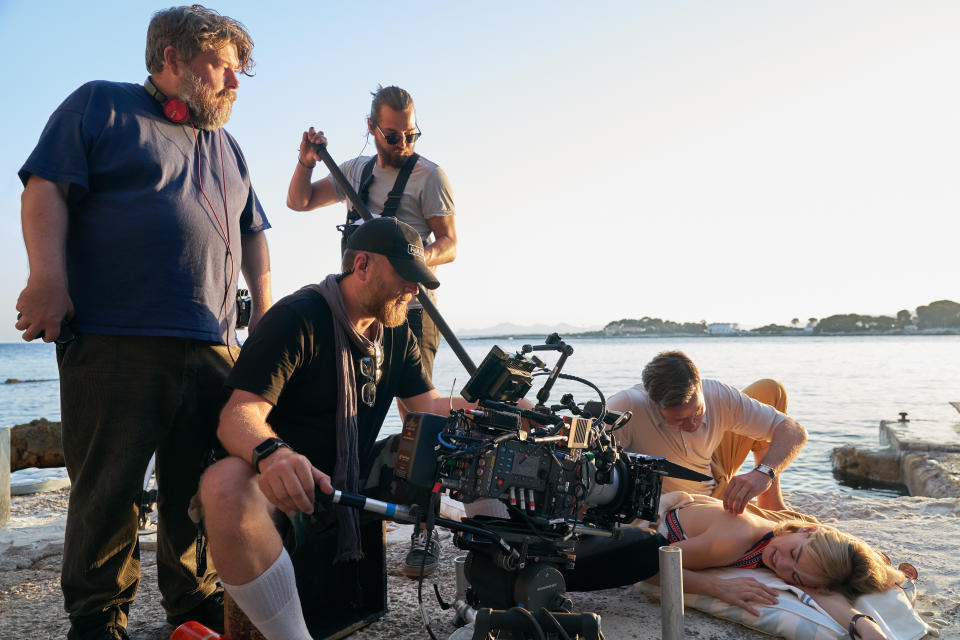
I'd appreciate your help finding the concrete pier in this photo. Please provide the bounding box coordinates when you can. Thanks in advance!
[832,411,960,498]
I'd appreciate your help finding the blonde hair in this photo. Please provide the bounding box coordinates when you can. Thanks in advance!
[146,5,254,75]
[774,520,903,600]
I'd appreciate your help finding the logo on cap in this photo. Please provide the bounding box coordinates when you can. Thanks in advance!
[407,243,425,260]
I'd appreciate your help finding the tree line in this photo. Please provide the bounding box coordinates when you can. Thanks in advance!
[603,299,960,336]
[813,299,960,334]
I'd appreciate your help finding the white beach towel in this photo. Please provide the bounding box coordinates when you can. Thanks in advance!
[637,567,931,640]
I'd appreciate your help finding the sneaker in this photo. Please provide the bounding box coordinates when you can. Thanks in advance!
[165,588,225,633]
[401,529,442,577]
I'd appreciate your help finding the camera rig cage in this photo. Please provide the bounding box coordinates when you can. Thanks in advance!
[396,337,674,530]
[325,334,709,639]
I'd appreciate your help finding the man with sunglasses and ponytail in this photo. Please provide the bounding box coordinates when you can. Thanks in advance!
[287,85,457,394]
[198,218,474,640]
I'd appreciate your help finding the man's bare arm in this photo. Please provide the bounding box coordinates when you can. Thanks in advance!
[217,389,280,461]
[240,231,272,331]
[401,389,537,429]
[15,176,73,343]
[755,417,807,473]
[400,388,472,415]
[722,416,807,514]
[217,389,331,515]
[424,214,457,267]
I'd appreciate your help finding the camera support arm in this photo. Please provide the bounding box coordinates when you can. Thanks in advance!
[478,399,564,427]
[522,334,574,410]
[311,142,477,375]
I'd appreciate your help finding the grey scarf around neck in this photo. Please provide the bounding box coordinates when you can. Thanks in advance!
[302,274,383,562]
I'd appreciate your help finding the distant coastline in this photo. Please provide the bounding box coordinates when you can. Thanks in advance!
[462,298,960,340]
[597,298,960,341]
[461,328,960,340]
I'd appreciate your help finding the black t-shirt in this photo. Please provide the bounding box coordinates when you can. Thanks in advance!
[226,288,432,476]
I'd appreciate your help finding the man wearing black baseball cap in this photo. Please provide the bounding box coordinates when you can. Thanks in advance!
[345,216,440,290]
[195,217,468,640]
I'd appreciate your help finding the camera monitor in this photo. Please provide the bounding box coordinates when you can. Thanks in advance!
[460,345,536,404]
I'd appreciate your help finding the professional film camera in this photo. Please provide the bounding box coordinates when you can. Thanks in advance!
[369,334,708,638]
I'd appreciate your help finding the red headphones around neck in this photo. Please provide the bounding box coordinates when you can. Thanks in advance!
[144,77,189,124]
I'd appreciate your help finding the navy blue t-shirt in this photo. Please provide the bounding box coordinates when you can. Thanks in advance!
[226,288,433,475]
[19,80,270,344]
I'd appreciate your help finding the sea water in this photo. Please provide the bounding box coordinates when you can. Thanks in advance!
[0,342,60,427]
[4,336,960,497]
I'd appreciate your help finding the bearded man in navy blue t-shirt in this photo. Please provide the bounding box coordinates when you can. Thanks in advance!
[14,6,271,639]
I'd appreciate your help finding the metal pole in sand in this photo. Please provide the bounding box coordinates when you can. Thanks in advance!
[0,427,9,528]
[446,555,477,639]
[659,545,684,640]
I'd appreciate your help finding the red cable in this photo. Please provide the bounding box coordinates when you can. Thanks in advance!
[189,121,238,345]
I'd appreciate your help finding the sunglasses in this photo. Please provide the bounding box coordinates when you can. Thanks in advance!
[376,123,421,146]
[359,343,384,407]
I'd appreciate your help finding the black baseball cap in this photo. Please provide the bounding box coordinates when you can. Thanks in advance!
[346,217,440,290]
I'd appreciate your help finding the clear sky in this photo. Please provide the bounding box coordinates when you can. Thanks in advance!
[1,1,957,343]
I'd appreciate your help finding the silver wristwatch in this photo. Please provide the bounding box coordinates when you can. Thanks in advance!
[753,463,776,480]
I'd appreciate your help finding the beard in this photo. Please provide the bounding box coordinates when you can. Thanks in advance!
[179,68,236,130]
[366,280,411,328]
[374,135,414,169]
[374,294,411,328]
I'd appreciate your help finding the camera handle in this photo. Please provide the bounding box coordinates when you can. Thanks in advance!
[312,142,477,375]
[316,487,524,563]
[521,335,574,416]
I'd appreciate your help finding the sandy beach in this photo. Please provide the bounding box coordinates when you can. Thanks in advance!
[1,488,956,640]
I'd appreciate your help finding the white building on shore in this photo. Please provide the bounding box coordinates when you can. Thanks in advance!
[707,322,740,335]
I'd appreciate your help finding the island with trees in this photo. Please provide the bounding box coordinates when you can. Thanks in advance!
[601,299,960,337]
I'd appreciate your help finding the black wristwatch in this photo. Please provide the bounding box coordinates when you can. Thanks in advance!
[251,437,291,473]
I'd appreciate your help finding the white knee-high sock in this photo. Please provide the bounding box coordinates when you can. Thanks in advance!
[221,548,312,640]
